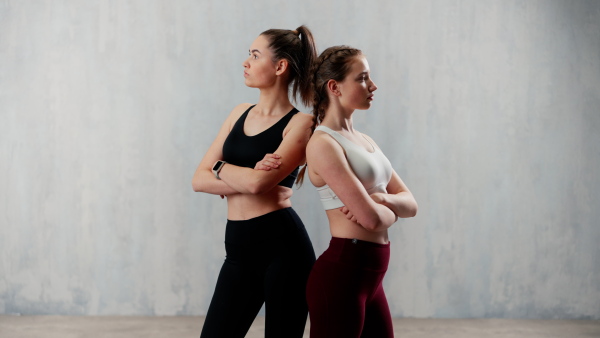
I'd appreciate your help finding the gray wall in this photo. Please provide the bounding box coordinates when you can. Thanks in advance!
[1,0,599,319]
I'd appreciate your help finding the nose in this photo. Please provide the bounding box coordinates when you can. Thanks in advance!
[369,80,377,92]
[242,57,249,68]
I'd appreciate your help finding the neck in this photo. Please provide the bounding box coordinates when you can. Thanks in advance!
[255,83,293,116]
[321,102,355,132]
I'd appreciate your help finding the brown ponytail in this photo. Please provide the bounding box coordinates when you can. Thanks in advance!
[260,25,318,106]
[260,26,318,187]
[295,46,363,187]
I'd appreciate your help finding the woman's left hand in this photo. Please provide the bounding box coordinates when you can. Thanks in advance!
[254,153,282,171]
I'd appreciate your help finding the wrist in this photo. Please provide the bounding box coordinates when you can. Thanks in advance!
[212,160,227,179]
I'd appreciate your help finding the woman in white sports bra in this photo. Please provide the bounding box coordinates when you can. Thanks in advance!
[304,46,418,337]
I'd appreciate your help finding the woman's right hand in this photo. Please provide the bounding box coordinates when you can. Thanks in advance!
[340,193,389,225]
[340,206,361,225]
[254,153,282,171]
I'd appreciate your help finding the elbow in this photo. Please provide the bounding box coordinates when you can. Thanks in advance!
[246,177,272,195]
[397,197,418,218]
[362,221,387,233]
[247,183,269,195]
[405,202,418,218]
[192,182,202,193]
[408,200,418,218]
[360,215,387,232]
[191,177,206,193]
[361,222,379,232]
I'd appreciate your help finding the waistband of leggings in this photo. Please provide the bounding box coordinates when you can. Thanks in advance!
[319,237,390,271]
[330,236,390,248]
[226,207,295,226]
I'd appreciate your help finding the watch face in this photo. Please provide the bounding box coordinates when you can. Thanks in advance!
[212,162,222,171]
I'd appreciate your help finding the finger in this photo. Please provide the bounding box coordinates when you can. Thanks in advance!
[262,159,280,168]
[254,164,272,171]
[267,153,282,159]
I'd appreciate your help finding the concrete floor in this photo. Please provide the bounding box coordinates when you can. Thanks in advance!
[0,315,599,338]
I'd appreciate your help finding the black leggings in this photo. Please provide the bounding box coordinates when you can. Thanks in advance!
[306,237,393,338]
[200,207,316,338]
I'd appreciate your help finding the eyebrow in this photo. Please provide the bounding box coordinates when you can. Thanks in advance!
[249,49,262,54]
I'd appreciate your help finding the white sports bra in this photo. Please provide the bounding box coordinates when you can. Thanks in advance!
[315,126,393,210]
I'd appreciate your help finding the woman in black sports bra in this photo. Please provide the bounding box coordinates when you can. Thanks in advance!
[192,26,317,337]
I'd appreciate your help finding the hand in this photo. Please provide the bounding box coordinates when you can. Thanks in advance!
[340,206,361,225]
[254,153,282,171]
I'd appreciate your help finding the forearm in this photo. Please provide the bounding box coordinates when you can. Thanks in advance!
[345,200,398,233]
[378,192,418,218]
[219,163,277,195]
[192,168,240,196]
[368,203,399,232]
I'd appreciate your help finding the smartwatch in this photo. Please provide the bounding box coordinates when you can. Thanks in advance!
[212,160,227,179]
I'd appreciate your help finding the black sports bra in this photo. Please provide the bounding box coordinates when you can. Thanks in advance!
[222,105,299,188]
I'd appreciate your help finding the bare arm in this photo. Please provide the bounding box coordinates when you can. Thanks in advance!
[370,170,418,218]
[307,133,397,232]
[191,104,249,196]
[362,134,418,218]
[217,113,312,194]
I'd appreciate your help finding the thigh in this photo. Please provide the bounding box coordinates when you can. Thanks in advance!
[361,284,394,338]
[263,241,315,336]
[200,259,264,338]
[306,258,367,338]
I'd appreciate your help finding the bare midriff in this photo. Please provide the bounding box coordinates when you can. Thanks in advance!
[325,209,390,244]
[225,187,293,220]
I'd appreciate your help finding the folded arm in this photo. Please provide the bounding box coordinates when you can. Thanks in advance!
[307,133,397,232]
[217,113,312,194]
[361,133,418,218]
[370,170,418,218]
[192,104,249,196]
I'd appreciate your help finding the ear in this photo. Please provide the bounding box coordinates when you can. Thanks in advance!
[275,59,289,76]
[326,79,341,96]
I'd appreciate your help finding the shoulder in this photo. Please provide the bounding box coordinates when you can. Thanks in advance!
[223,103,253,128]
[289,111,314,129]
[228,103,253,119]
[283,111,313,139]
[307,129,343,157]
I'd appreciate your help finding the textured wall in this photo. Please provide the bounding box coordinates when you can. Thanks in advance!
[1,0,599,318]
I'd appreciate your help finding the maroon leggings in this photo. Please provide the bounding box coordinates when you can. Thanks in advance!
[306,237,393,338]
